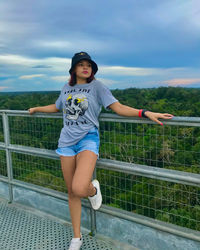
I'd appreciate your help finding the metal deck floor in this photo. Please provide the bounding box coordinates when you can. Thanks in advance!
[0,199,113,250]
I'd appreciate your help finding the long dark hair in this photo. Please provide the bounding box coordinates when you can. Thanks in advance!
[69,71,95,86]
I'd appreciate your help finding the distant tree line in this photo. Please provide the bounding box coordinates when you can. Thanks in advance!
[1,87,200,116]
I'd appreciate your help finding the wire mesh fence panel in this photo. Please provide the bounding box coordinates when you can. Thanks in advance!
[12,152,67,193]
[0,115,4,142]
[97,168,200,231]
[1,112,200,233]
[0,150,7,177]
[7,114,200,174]
[99,121,200,174]
[9,116,62,150]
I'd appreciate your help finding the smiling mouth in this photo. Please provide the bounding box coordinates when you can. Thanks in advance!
[83,71,88,74]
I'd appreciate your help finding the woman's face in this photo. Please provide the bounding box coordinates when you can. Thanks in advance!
[75,60,92,80]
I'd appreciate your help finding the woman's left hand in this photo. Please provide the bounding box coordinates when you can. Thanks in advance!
[145,111,174,126]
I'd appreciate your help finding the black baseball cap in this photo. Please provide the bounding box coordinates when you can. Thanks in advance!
[69,52,98,75]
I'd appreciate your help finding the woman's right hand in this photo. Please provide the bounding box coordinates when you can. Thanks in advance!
[28,104,58,114]
[28,107,36,115]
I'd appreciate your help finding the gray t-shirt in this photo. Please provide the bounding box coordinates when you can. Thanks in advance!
[55,79,118,147]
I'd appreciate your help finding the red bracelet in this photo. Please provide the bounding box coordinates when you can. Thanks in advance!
[138,109,143,117]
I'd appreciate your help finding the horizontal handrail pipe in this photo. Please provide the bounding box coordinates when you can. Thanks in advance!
[0,175,8,183]
[0,143,199,187]
[97,159,200,187]
[0,110,62,119]
[0,142,5,149]
[1,109,200,126]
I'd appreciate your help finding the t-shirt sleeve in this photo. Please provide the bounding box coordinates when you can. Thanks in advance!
[55,84,66,111]
[55,92,63,111]
[97,81,118,110]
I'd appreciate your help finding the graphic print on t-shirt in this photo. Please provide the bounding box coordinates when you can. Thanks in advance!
[65,93,88,120]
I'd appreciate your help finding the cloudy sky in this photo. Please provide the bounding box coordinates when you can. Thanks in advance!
[0,0,200,92]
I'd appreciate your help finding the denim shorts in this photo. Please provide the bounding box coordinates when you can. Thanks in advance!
[55,127,100,157]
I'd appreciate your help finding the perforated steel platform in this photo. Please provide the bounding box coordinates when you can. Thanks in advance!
[0,199,113,250]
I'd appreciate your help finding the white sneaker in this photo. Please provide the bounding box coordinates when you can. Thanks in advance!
[88,179,102,210]
[68,234,83,250]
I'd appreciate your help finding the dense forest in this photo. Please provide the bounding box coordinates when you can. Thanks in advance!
[1,86,200,116]
[0,87,200,231]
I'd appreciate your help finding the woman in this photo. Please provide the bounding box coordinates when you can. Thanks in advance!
[28,52,173,250]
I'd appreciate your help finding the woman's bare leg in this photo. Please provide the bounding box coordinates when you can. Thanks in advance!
[60,151,97,239]
[60,156,82,238]
[72,150,98,198]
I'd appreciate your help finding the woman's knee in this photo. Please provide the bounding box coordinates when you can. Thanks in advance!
[72,182,88,198]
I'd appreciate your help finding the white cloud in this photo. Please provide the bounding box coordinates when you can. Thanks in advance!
[36,40,72,49]
[51,76,120,86]
[100,65,155,76]
[163,78,200,86]
[0,54,70,72]
[100,65,186,76]
[96,78,120,86]
[33,37,109,53]
[19,74,45,79]
[0,86,9,91]
[0,53,194,80]
[0,54,37,66]
[51,76,68,82]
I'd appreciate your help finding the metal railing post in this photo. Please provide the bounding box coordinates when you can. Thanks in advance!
[2,112,13,203]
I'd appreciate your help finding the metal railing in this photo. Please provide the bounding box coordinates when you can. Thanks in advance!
[0,110,200,241]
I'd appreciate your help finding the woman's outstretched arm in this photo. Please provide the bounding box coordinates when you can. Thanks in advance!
[108,102,173,126]
[28,104,59,114]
